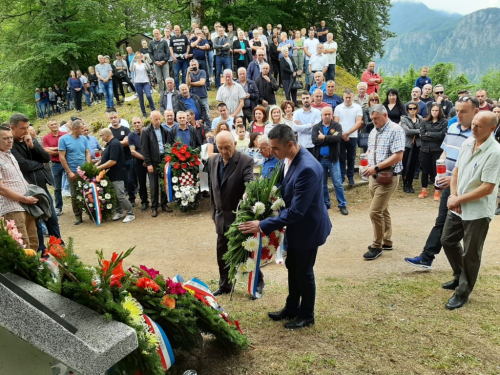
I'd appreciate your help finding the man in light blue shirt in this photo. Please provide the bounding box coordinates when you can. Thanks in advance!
[293,92,321,151]
[82,124,101,160]
[258,135,279,178]
[211,103,234,130]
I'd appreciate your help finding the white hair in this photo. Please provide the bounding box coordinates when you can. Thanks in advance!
[357,82,368,89]
[258,134,269,146]
[223,69,233,76]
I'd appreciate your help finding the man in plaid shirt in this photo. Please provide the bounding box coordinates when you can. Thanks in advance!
[0,124,39,249]
[361,104,405,260]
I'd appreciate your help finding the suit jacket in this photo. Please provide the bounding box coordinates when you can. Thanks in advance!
[260,147,332,248]
[255,74,279,105]
[140,125,170,167]
[280,57,298,81]
[207,151,254,235]
[232,39,252,67]
[11,138,53,189]
[311,121,343,163]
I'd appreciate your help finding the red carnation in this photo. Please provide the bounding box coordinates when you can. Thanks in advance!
[174,163,180,169]
[179,156,186,162]
[189,161,194,167]
[180,146,187,154]
[194,154,199,160]
[185,152,191,158]
[164,156,171,162]
[174,142,181,147]
[181,163,188,169]
[195,160,201,166]
[172,147,178,153]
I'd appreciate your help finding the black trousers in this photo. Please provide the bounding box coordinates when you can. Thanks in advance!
[271,59,280,82]
[402,145,420,187]
[217,232,264,292]
[285,244,318,319]
[421,187,450,262]
[282,80,297,106]
[442,212,490,298]
[112,78,121,102]
[420,150,441,188]
[242,107,253,127]
[118,75,136,93]
[134,159,149,205]
[148,167,167,210]
[71,89,82,111]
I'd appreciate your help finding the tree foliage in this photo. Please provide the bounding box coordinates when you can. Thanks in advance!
[477,70,500,102]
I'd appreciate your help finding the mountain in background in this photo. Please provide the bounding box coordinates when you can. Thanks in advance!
[374,2,500,81]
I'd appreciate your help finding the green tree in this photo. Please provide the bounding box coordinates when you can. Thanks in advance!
[477,70,500,102]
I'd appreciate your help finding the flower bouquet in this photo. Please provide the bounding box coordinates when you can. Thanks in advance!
[159,142,202,212]
[75,162,117,225]
[223,164,285,297]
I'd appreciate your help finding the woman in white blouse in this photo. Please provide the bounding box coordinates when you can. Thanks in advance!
[130,52,156,117]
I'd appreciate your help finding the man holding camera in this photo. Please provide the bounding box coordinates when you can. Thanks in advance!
[187,59,212,129]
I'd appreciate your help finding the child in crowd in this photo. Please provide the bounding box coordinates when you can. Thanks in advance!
[56,96,65,113]
[235,123,248,152]
[415,66,432,91]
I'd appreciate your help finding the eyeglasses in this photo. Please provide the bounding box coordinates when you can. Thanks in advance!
[370,99,379,102]
[408,107,418,110]
[435,91,444,95]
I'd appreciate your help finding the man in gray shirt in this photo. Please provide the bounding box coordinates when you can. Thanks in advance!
[95,55,115,110]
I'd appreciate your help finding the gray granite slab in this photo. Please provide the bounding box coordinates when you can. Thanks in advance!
[0,273,138,375]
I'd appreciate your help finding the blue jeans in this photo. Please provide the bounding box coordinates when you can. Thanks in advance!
[174,59,189,88]
[83,89,91,106]
[197,59,210,89]
[339,137,357,181]
[207,50,214,77]
[36,190,63,252]
[320,158,347,208]
[215,55,231,88]
[37,103,45,119]
[135,82,156,116]
[99,80,114,108]
[89,83,99,101]
[326,64,336,81]
[51,162,64,210]
[62,172,69,191]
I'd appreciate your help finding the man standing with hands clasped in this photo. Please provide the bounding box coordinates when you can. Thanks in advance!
[440,111,500,310]
[239,125,332,329]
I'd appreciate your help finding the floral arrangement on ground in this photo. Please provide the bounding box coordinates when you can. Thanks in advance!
[223,164,285,287]
[159,142,202,212]
[75,162,117,222]
[0,218,249,374]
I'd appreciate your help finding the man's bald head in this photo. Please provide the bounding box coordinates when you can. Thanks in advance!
[100,128,112,136]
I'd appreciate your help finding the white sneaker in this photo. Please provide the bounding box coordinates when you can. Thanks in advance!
[122,215,135,223]
[55,208,63,216]
[112,212,124,221]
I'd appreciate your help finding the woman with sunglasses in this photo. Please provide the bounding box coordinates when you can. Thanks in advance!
[401,101,424,193]
[360,93,380,152]
[418,103,447,200]
[382,88,406,124]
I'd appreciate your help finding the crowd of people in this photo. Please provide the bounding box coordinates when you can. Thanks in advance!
[9,20,500,329]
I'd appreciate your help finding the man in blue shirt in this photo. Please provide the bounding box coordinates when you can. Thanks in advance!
[189,29,210,90]
[258,135,279,178]
[173,84,210,127]
[323,80,343,111]
[405,96,479,269]
[168,111,203,149]
[293,92,321,152]
[309,72,327,95]
[82,124,101,161]
[311,106,348,214]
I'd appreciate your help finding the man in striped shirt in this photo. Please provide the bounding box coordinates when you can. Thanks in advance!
[0,125,39,249]
[405,96,479,270]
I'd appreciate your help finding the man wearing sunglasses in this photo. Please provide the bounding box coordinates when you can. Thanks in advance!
[425,84,454,118]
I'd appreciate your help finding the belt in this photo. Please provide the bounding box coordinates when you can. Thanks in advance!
[321,155,330,159]
[372,172,401,179]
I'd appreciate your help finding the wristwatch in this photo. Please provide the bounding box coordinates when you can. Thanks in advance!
[374,165,380,172]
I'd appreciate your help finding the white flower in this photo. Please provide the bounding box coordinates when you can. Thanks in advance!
[270,186,278,197]
[100,180,108,187]
[274,230,283,242]
[181,200,188,206]
[106,204,112,209]
[173,185,179,191]
[235,271,247,283]
[188,196,195,202]
[271,210,279,217]
[271,198,285,211]
[181,172,185,177]
[105,193,111,199]
[77,196,83,201]
[180,186,186,192]
[98,196,103,200]
[242,236,259,252]
[89,203,94,207]
[175,192,182,198]
[83,184,89,189]
[267,245,276,255]
[261,235,269,247]
[172,177,178,183]
[237,263,248,273]
[78,181,82,187]
[252,202,266,216]
[245,258,256,272]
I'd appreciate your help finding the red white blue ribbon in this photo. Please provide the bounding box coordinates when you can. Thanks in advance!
[90,182,102,226]
[164,162,173,202]
[143,315,175,371]
[247,232,263,298]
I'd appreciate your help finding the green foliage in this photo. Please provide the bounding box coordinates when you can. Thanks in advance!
[477,70,500,101]
[380,62,473,103]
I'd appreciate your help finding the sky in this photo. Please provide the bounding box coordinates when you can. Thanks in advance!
[393,0,500,15]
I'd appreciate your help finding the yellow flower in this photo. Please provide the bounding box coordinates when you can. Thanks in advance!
[122,295,143,326]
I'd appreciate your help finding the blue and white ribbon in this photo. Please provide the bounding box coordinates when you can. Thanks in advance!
[164,162,174,203]
[143,315,175,371]
[90,182,102,226]
[247,232,263,298]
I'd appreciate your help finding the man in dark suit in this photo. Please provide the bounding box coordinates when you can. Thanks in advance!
[240,124,332,329]
[206,131,256,297]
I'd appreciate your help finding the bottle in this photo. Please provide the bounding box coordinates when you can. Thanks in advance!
[435,159,446,190]
[359,153,368,181]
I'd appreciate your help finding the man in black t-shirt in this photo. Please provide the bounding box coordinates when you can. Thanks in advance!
[170,25,192,89]
[128,116,149,211]
[107,111,136,205]
[97,129,135,223]
[317,20,329,43]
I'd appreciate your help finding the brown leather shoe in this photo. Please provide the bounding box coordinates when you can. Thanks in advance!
[161,205,173,212]
[151,208,158,217]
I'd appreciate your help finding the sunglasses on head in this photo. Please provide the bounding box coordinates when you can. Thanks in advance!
[435,91,444,95]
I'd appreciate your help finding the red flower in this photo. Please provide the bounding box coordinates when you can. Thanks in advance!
[173,163,180,169]
[178,156,186,162]
[195,160,201,166]
[164,156,171,162]
[166,278,187,295]
[172,147,178,153]
[179,147,187,154]
[48,236,66,259]
[173,142,181,147]
[185,152,191,158]
[181,163,188,169]
[136,277,160,292]
[110,260,125,287]
[189,161,194,167]
[194,154,199,160]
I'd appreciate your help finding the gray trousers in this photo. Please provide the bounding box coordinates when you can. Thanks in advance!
[441,211,490,298]
[112,180,134,216]
[154,62,170,94]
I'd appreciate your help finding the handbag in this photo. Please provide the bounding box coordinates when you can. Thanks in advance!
[115,70,127,79]
[374,132,394,185]
[291,77,303,90]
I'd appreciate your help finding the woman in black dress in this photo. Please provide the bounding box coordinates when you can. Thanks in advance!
[382,88,406,124]
[280,47,300,107]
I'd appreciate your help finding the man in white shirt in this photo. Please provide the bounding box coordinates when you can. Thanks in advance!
[303,30,319,90]
[293,91,321,152]
[334,89,363,186]
[323,33,337,81]
[307,44,328,89]
[215,69,246,117]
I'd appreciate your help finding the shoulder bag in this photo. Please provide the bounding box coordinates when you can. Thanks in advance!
[374,132,394,185]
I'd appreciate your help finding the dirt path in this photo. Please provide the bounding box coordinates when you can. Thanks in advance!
[57,185,500,284]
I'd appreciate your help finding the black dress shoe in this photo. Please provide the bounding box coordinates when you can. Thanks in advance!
[151,208,158,217]
[250,285,264,300]
[141,203,149,211]
[339,207,348,215]
[212,288,231,296]
[284,317,315,329]
[161,205,173,213]
[445,293,468,310]
[267,307,299,321]
[409,186,415,194]
[442,279,459,290]
[74,216,83,225]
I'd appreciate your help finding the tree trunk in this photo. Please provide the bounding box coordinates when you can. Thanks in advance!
[190,0,204,27]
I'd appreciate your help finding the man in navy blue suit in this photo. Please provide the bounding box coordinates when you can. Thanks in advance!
[239,124,332,329]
